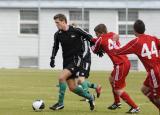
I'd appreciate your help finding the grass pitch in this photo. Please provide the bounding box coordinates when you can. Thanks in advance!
[0,69,158,115]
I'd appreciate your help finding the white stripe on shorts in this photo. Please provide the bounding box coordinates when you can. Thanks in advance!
[76,71,80,76]
[115,65,119,81]
[151,69,158,88]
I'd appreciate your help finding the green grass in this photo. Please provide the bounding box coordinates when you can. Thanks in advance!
[0,69,158,115]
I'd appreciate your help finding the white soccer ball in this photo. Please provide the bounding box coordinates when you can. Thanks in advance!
[32,99,45,111]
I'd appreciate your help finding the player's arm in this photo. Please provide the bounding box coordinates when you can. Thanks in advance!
[91,37,104,57]
[75,27,94,46]
[51,33,59,59]
[75,27,93,40]
[91,37,102,53]
[113,38,138,55]
[50,32,59,68]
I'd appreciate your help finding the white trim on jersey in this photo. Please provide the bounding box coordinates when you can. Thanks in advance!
[77,56,81,67]
[83,40,88,58]
[151,69,158,88]
[85,63,89,70]
[115,65,119,81]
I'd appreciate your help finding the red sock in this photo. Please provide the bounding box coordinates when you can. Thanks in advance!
[120,91,138,108]
[111,85,120,104]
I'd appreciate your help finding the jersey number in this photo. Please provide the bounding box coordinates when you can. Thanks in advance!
[108,39,119,50]
[141,41,158,59]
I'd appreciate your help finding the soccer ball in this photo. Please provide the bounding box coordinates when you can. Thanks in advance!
[32,99,45,111]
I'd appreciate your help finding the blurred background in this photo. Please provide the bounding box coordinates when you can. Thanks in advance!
[0,0,160,71]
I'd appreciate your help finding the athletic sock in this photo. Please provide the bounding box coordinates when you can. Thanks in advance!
[112,89,121,104]
[87,81,97,89]
[80,80,89,92]
[73,85,92,100]
[120,91,138,108]
[58,82,67,104]
[111,84,120,104]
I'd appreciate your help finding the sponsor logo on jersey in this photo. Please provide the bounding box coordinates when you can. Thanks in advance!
[71,35,76,38]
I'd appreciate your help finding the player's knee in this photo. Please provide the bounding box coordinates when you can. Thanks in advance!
[109,76,113,83]
[141,85,149,95]
[155,98,160,106]
[114,89,123,96]
[141,87,145,94]
[58,77,65,82]
[114,90,119,95]
[141,87,147,95]
[68,86,75,92]
[77,77,85,84]
[68,84,77,92]
[77,80,81,85]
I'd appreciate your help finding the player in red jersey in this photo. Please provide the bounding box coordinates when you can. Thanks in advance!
[91,24,140,113]
[113,19,160,110]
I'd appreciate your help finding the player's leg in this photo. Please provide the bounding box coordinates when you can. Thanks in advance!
[119,62,139,113]
[141,71,160,109]
[150,67,160,110]
[50,56,81,110]
[156,98,160,107]
[154,98,160,110]
[49,69,72,110]
[115,89,140,113]
[111,62,140,113]
[108,69,121,110]
[78,77,100,101]
[67,78,95,111]
[77,61,102,98]
[77,77,94,101]
[141,85,160,109]
[86,80,102,98]
[78,77,89,93]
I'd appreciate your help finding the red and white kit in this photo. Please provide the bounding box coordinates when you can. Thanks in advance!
[91,32,130,90]
[114,34,160,98]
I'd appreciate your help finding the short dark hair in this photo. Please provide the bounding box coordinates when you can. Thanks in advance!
[133,19,145,34]
[53,14,67,23]
[94,24,107,34]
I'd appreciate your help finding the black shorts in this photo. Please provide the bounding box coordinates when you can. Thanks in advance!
[63,56,82,80]
[76,56,91,78]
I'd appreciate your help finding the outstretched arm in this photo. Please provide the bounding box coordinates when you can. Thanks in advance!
[91,37,102,53]
[113,38,138,55]
[75,27,95,46]
[75,27,93,40]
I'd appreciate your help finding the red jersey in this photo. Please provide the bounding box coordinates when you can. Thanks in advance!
[114,34,160,72]
[91,32,128,65]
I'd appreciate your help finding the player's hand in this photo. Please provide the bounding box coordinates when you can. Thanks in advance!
[89,41,95,47]
[50,58,55,68]
[96,46,104,57]
[96,51,104,57]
